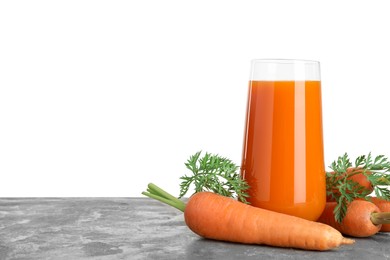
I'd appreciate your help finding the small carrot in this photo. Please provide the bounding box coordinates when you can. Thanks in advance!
[318,200,390,237]
[370,197,390,232]
[143,183,354,251]
[327,167,374,202]
[346,167,374,193]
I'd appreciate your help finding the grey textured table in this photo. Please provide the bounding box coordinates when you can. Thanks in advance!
[0,198,389,260]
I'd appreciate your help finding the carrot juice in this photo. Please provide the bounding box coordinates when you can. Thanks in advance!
[241,80,326,221]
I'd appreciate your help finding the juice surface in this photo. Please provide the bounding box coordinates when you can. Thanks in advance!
[241,80,326,221]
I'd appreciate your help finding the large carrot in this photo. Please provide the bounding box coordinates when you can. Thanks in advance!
[318,200,390,237]
[143,183,354,251]
[370,197,390,232]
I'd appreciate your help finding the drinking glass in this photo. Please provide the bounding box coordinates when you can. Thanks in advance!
[241,59,326,221]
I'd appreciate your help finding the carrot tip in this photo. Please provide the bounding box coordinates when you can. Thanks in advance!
[341,237,355,245]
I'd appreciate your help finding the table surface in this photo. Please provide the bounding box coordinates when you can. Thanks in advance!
[0,198,389,260]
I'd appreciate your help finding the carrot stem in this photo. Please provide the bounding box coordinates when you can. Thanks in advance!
[142,183,186,212]
[147,183,182,204]
[371,212,390,225]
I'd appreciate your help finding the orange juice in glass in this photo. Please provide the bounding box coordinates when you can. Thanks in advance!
[241,59,326,221]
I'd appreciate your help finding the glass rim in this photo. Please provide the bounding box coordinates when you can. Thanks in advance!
[251,59,320,65]
[250,59,321,80]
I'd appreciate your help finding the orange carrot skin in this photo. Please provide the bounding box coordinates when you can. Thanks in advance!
[317,200,381,237]
[371,197,390,232]
[184,192,354,251]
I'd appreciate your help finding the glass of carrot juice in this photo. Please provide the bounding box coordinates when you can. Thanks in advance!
[241,59,326,221]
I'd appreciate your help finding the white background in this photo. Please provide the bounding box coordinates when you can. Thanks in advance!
[1,1,390,197]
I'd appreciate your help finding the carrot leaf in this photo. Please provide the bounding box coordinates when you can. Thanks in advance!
[335,196,348,223]
[179,151,250,203]
[374,186,390,201]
